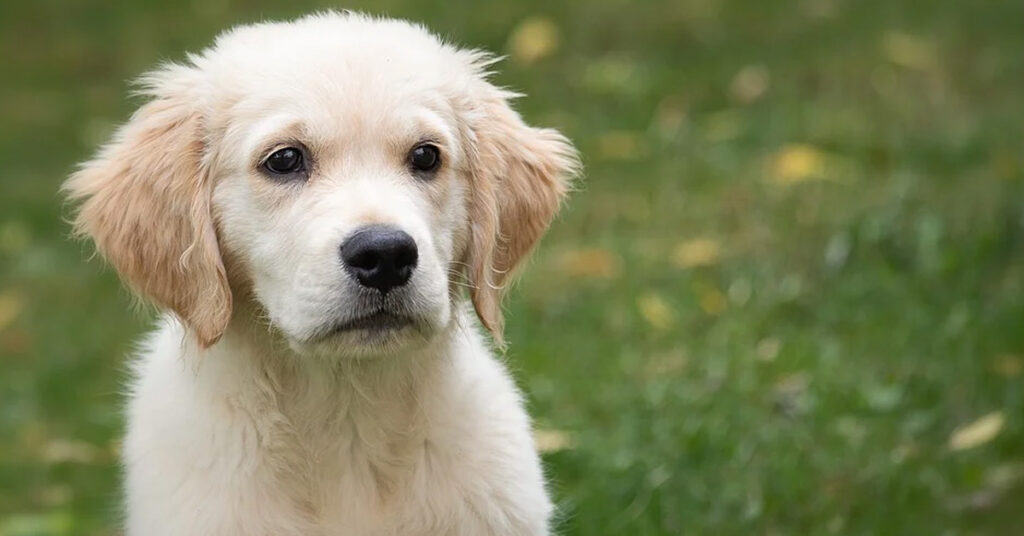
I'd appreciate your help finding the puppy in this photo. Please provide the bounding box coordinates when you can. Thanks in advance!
[64,12,578,536]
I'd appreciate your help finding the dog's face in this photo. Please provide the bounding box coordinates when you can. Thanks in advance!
[208,31,479,356]
[213,82,465,355]
[64,14,578,357]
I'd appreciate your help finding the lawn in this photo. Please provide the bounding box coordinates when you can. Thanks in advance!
[2,0,1024,534]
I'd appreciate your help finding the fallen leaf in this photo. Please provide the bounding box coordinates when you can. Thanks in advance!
[756,337,781,362]
[992,355,1022,378]
[890,443,920,464]
[861,383,904,412]
[778,274,805,300]
[804,0,840,19]
[774,372,810,396]
[583,55,641,94]
[653,95,687,138]
[986,462,1024,489]
[945,463,1024,513]
[826,516,846,534]
[835,416,867,445]
[597,130,649,161]
[38,484,73,507]
[769,144,828,184]
[0,220,30,254]
[1,328,32,354]
[727,278,752,306]
[534,428,575,453]
[507,17,559,64]
[0,291,22,331]
[557,248,621,279]
[43,439,104,464]
[80,117,116,149]
[696,286,727,315]
[773,372,812,417]
[729,64,770,103]
[616,194,651,223]
[646,464,672,489]
[642,348,688,377]
[990,150,1021,182]
[949,412,1005,451]
[0,513,74,535]
[882,32,939,72]
[672,238,721,268]
[637,294,674,330]
[702,109,743,142]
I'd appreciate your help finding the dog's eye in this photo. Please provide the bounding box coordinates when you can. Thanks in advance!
[409,144,440,174]
[263,147,305,175]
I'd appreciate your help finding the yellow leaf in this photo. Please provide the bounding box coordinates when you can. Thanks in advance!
[38,484,73,507]
[653,95,687,138]
[727,278,752,306]
[534,428,575,453]
[0,512,74,534]
[642,348,688,377]
[672,238,721,268]
[882,32,939,72]
[774,372,810,395]
[992,355,1022,378]
[637,294,674,330]
[597,130,649,161]
[756,337,781,362]
[0,220,30,254]
[702,109,742,142]
[697,287,727,315]
[770,143,828,184]
[891,443,920,464]
[985,462,1024,490]
[729,64,770,104]
[507,17,559,64]
[43,439,103,464]
[558,248,621,279]
[949,412,1005,451]
[0,291,22,331]
[990,150,1021,182]
[583,55,639,93]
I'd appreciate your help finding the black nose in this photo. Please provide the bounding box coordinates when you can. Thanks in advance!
[339,225,418,293]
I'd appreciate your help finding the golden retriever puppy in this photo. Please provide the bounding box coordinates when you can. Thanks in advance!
[64,12,578,536]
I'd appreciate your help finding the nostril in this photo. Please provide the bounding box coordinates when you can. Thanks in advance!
[394,242,418,270]
[339,225,419,292]
[347,248,380,272]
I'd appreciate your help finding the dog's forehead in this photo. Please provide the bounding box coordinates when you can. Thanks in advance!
[201,18,469,138]
[207,18,465,95]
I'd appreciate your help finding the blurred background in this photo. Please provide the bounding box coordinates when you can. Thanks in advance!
[2,0,1024,534]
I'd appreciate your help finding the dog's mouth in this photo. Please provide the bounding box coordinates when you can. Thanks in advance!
[301,309,421,345]
[333,311,414,333]
[296,307,423,350]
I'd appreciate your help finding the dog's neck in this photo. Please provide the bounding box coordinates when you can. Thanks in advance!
[183,301,470,436]
[170,302,479,508]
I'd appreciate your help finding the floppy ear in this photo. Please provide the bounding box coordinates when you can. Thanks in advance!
[464,84,580,345]
[63,67,231,348]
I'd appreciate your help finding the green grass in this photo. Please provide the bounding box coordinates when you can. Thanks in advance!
[3,0,1024,534]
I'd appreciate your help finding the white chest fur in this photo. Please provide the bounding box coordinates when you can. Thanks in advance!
[121,313,550,536]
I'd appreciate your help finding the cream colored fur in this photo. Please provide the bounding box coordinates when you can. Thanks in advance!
[64,12,578,535]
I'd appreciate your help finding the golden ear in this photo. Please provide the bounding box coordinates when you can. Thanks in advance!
[464,86,580,345]
[63,71,231,348]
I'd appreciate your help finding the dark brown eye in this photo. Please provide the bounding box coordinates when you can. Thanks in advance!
[263,147,305,175]
[409,144,440,173]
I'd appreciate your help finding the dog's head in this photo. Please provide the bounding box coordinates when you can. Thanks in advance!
[64,13,578,357]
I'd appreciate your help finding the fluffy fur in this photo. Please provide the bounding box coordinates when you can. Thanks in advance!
[64,12,578,535]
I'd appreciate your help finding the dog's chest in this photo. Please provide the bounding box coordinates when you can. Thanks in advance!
[125,327,549,535]
[255,387,474,534]
[300,438,465,534]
